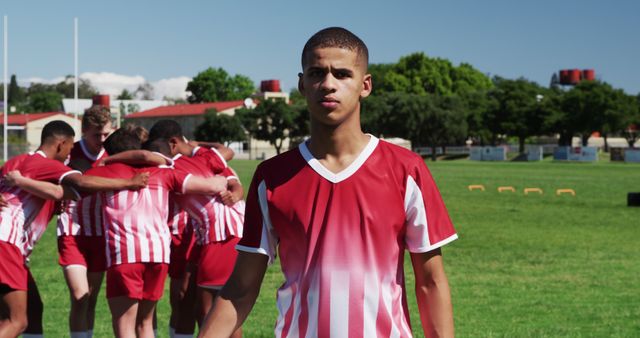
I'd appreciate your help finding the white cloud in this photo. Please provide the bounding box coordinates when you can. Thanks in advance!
[150,76,191,100]
[22,72,191,101]
[80,72,146,97]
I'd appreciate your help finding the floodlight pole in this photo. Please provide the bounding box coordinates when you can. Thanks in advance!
[74,17,78,121]
[3,16,8,162]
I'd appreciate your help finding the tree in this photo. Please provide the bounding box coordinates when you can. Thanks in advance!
[235,98,297,155]
[28,91,62,112]
[186,67,254,103]
[485,77,551,153]
[117,89,134,100]
[8,75,25,107]
[135,83,155,100]
[195,109,246,144]
[378,92,467,160]
[54,75,98,98]
[370,53,491,97]
[559,81,634,149]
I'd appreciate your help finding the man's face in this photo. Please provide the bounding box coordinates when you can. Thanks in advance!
[56,136,75,162]
[82,121,113,153]
[298,47,372,127]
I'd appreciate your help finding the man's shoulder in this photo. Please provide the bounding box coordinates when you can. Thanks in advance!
[377,139,422,164]
[258,147,304,171]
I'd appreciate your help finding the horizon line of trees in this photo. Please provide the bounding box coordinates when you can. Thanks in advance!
[191,53,640,159]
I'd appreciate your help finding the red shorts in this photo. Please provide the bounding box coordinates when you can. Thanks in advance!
[196,237,240,288]
[0,241,28,291]
[106,263,168,301]
[58,235,107,272]
[169,229,196,279]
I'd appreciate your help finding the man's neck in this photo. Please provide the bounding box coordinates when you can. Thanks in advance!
[81,138,100,156]
[36,146,56,160]
[308,121,370,174]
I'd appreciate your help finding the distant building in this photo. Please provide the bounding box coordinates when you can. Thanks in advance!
[0,112,81,158]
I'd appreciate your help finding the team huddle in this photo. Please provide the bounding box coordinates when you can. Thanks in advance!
[0,105,245,338]
[1,27,457,338]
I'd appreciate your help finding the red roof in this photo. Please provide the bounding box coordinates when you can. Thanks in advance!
[126,101,246,119]
[0,112,72,126]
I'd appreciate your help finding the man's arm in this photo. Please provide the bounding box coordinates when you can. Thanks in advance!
[62,172,149,193]
[219,179,243,206]
[189,141,234,161]
[4,170,68,200]
[198,251,269,337]
[183,175,228,196]
[100,150,170,167]
[410,248,455,338]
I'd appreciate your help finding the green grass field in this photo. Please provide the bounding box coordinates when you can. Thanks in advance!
[29,158,640,337]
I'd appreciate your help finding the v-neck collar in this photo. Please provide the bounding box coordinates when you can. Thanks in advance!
[298,134,379,184]
[79,138,105,161]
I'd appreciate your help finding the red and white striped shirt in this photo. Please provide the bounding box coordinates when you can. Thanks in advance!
[58,139,108,236]
[173,147,245,245]
[238,136,457,338]
[0,151,80,255]
[85,163,189,267]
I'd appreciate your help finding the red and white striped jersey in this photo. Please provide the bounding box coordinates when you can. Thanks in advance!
[58,139,108,236]
[173,148,245,245]
[85,163,189,267]
[0,151,80,255]
[238,136,457,338]
[168,198,189,236]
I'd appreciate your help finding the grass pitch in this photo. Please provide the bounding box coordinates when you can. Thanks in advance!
[29,159,640,337]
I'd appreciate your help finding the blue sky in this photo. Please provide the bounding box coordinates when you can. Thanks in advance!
[2,0,639,99]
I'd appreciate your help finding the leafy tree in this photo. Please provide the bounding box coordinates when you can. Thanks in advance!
[54,75,98,98]
[559,81,634,149]
[186,67,254,103]
[117,89,134,100]
[380,92,467,160]
[485,77,551,153]
[195,109,246,144]
[8,75,25,107]
[235,98,297,155]
[28,91,62,112]
[135,83,154,100]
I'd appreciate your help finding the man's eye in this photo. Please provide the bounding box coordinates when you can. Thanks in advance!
[335,71,350,79]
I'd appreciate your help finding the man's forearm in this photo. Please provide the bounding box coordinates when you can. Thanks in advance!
[411,250,454,338]
[63,174,146,193]
[13,176,65,200]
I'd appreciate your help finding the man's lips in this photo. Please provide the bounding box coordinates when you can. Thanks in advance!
[320,98,339,108]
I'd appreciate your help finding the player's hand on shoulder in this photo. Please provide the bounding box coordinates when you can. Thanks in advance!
[130,172,150,190]
[4,170,24,187]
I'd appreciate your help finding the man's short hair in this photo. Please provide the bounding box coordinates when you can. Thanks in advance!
[103,126,142,155]
[142,138,171,158]
[82,105,111,131]
[148,119,183,142]
[41,120,75,144]
[301,27,369,70]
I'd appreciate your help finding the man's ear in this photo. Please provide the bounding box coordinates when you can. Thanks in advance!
[297,72,304,94]
[360,73,372,99]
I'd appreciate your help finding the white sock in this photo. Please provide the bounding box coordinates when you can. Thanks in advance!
[70,332,87,338]
[174,334,194,338]
[169,325,175,338]
[22,334,44,338]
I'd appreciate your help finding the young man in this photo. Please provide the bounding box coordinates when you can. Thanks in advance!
[91,127,228,338]
[0,121,147,338]
[200,27,457,338]
[57,104,112,338]
[106,120,244,338]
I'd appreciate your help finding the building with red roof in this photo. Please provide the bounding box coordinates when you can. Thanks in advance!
[0,112,81,157]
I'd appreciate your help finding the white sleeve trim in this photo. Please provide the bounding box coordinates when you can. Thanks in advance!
[59,170,82,184]
[209,147,228,168]
[181,173,193,195]
[257,180,278,265]
[407,233,458,253]
[235,245,271,257]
